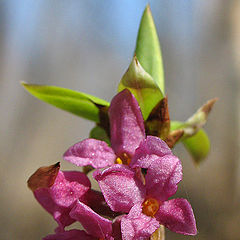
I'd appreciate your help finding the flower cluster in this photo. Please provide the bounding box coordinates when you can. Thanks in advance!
[28,89,197,240]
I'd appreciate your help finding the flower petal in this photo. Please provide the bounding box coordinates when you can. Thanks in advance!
[131,136,172,169]
[109,89,145,158]
[63,138,116,168]
[34,171,91,230]
[155,199,197,235]
[70,201,113,239]
[145,155,182,201]
[93,165,145,213]
[112,216,124,240]
[85,190,117,218]
[49,171,91,207]
[121,204,159,240]
[43,229,96,240]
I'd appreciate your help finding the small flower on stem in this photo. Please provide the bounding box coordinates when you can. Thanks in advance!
[94,137,197,237]
[28,163,112,233]
[43,229,97,240]
[63,89,146,168]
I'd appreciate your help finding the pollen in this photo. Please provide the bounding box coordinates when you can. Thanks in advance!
[142,198,160,217]
[115,153,131,165]
[121,153,132,165]
[116,157,123,164]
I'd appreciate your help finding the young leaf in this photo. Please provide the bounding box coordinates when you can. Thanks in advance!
[22,82,109,122]
[184,98,218,136]
[170,98,217,137]
[170,121,185,131]
[135,5,165,94]
[119,56,163,119]
[170,121,210,163]
[183,129,210,165]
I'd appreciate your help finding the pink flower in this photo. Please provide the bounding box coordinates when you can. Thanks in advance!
[63,89,146,168]
[43,200,119,240]
[69,200,115,239]
[94,148,197,238]
[33,170,91,232]
[32,168,113,233]
[29,163,119,239]
[43,229,97,240]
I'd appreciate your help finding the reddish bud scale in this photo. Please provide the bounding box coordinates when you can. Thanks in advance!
[27,162,60,191]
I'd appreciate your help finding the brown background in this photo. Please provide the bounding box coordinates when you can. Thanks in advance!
[0,1,239,239]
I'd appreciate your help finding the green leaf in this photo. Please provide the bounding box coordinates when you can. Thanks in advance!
[170,121,186,131]
[169,99,216,163]
[135,5,165,94]
[171,121,210,164]
[183,130,210,165]
[119,56,163,119]
[22,82,109,122]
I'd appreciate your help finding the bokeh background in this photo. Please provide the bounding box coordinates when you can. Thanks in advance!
[0,0,240,239]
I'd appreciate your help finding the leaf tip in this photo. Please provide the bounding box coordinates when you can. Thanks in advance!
[20,81,28,88]
[133,54,139,65]
[21,81,34,92]
[145,3,151,12]
[144,4,154,21]
[201,97,218,115]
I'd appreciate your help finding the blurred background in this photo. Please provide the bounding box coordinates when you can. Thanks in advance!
[0,0,239,239]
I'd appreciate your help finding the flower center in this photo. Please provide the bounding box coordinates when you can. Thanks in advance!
[142,198,160,217]
[115,153,131,165]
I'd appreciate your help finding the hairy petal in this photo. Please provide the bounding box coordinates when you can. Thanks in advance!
[34,171,91,230]
[145,155,182,201]
[130,136,172,169]
[70,201,113,239]
[48,171,90,207]
[109,89,145,157]
[155,199,197,235]
[43,229,97,240]
[63,138,116,168]
[93,165,145,213]
[121,204,159,240]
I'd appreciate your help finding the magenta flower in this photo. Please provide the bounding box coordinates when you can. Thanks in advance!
[63,89,146,168]
[69,200,115,239]
[33,170,116,233]
[94,148,197,237]
[33,170,91,232]
[120,203,160,240]
[43,229,97,240]
[43,200,119,240]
